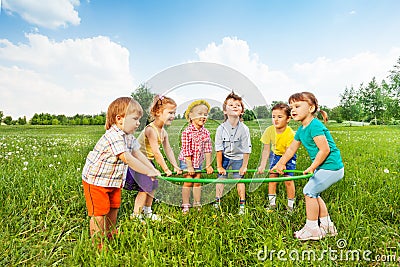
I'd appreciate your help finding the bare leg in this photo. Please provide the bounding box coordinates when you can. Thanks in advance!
[192,173,202,205]
[305,195,319,220]
[144,190,155,207]
[182,181,193,205]
[216,182,225,199]
[317,197,329,218]
[284,180,295,199]
[134,191,147,214]
[237,183,246,200]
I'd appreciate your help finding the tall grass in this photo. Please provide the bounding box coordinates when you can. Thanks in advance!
[0,122,399,266]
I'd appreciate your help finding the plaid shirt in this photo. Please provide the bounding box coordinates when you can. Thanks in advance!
[179,124,212,168]
[82,124,140,188]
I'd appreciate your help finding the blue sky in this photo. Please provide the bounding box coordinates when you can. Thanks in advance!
[1,0,400,119]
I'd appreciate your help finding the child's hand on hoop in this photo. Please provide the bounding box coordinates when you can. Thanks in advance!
[187,166,195,176]
[217,166,226,175]
[257,166,265,174]
[303,166,315,175]
[165,169,173,177]
[174,166,183,175]
[271,164,285,175]
[206,165,214,175]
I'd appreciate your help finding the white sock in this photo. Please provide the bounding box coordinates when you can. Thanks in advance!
[268,194,276,206]
[319,215,332,226]
[287,198,295,208]
[306,219,319,229]
[143,206,151,214]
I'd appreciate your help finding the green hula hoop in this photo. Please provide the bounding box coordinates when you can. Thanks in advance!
[158,169,313,184]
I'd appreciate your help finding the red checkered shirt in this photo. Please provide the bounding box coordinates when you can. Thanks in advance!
[178,124,212,169]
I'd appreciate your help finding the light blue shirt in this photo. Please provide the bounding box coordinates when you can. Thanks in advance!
[215,121,252,160]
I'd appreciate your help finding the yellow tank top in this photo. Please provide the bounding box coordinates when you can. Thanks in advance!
[137,122,162,160]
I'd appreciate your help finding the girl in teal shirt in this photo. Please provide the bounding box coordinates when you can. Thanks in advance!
[273,92,344,241]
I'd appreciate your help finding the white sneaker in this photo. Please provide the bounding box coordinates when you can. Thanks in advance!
[130,213,146,224]
[238,207,246,215]
[144,212,161,221]
[213,202,221,209]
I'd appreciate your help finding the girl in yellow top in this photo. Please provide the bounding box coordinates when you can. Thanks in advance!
[257,103,296,211]
[129,95,182,221]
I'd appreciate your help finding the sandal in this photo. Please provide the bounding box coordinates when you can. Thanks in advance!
[320,223,338,237]
[182,204,191,214]
[294,225,325,241]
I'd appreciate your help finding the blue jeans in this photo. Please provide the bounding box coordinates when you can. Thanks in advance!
[269,152,297,176]
[218,156,244,178]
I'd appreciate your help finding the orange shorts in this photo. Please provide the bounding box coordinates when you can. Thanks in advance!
[82,180,121,216]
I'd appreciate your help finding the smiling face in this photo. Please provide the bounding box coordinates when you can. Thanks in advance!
[189,104,209,129]
[157,103,177,126]
[272,109,290,131]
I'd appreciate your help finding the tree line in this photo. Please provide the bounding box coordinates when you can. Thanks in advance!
[1,57,399,126]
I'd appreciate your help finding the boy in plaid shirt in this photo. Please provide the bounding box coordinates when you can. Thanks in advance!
[82,97,160,249]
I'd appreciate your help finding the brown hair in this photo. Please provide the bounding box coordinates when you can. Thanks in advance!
[288,92,328,123]
[271,102,291,118]
[223,92,245,121]
[105,97,143,130]
[149,95,177,121]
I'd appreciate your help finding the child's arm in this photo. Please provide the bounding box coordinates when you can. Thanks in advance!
[257,144,270,174]
[119,151,160,177]
[184,157,195,175]
[239,153,250,176]
[271,140,301,174]
[162,129,182,174]
[132,149,161,178]
[304,135,330,174]
[145,127,173,176]
[205,152,214,174]
[216,151,226,175]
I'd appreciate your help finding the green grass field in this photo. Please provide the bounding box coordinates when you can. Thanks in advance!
[0,121,399,266]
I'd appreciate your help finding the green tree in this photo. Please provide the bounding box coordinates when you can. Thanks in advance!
[359,78,385,124]
[0,111,3,123]
[17,116,27,125]
[209,106,224,120]
[242,109,256,121]
[131,84,155,130]
[3,116,12,125]
[253,105,269,119]
[339,86,363,121]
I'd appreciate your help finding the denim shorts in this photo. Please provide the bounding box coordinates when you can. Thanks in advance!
[269,152,297,176]
[303,168,344,198]
[218,156,243,178]
[179,160,203,172]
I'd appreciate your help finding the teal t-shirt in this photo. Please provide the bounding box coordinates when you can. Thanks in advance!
[294,118,344,170]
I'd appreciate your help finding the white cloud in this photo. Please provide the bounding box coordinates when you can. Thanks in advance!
[0,33,134,118]
[196,37,400,107]
[2,0,80,29]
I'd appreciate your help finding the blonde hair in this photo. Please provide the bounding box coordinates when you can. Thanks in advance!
[288,92,328,123]
[149,95,177,121]
[105,97,143,130]
[184,100,211,121]
[223,92,245,121]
